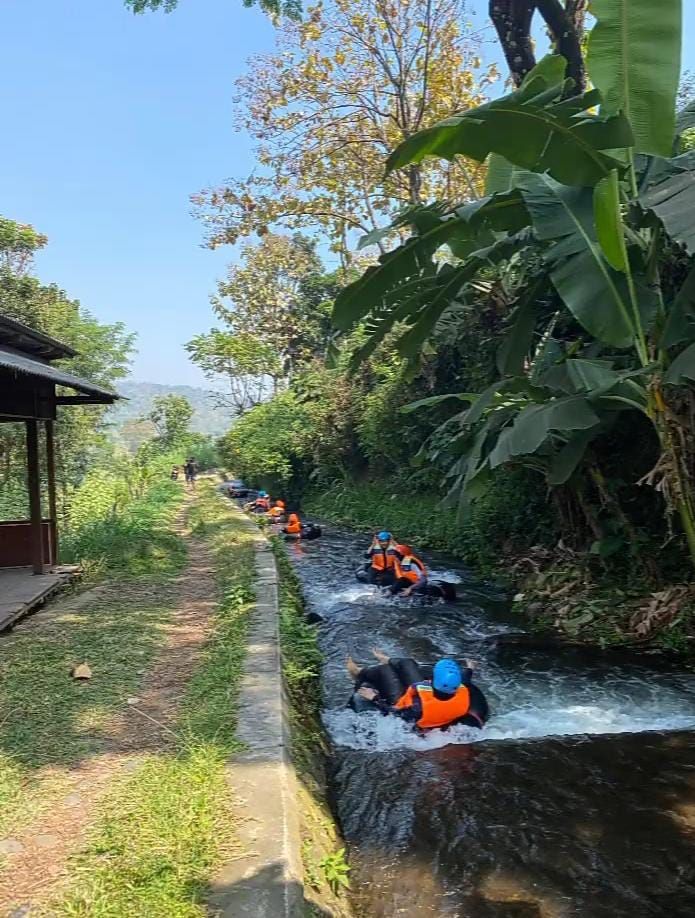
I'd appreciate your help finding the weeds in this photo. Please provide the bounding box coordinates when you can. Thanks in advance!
[61,479,186,576]
[319,848,351,894]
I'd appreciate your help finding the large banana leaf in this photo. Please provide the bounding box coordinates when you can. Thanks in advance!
[488,397,600,468]
[593,170,629,272]
[661,263,695,348]
[333,192,531,331]
[519,174,657,347]
[333,222,453,330]
[485,154,514,194]
[496,276,549,376]
[587,0,682,157]
[386,77,632,188]
[548,429,600,486]
[665,342,695,385]
[639,160,695,255]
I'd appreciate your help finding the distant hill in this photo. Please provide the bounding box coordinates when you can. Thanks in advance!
[104,381,234,452]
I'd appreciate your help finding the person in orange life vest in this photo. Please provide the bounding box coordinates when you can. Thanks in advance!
[283,512,302,535]
[268,499,286,521]
[350,651,485,730]
[245,490,270,512]
[365,531,402,586]
[391,545,428,597]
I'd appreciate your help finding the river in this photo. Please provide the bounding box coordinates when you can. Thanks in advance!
[283,525,695,917]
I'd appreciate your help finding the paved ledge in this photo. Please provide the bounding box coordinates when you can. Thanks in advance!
[208,506,305,918]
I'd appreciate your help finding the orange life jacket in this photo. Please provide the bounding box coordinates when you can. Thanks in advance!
[394,683,470,729]
[369,540,400,571]
[286,514,301,534]
[269,506,285,518]
[394,553,427,584]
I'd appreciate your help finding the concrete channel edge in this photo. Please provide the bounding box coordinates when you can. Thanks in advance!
[208,504,305,917]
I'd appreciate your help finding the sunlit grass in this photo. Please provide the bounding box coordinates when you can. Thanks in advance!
[46,481,255,916]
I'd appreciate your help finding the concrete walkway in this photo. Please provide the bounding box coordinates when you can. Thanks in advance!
[208,510,305,917]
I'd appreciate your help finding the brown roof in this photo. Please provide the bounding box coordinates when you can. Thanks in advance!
[0,347,120,403]
[0,314,77,361]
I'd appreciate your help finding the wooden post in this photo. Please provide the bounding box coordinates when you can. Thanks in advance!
[45,420,58,566]
[26,419,44,574]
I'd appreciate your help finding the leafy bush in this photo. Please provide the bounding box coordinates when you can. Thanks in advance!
[61,448,187,575]
[305,467,555,572]
[219,391,317,498]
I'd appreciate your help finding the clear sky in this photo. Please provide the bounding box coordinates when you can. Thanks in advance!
[1,1,694,388]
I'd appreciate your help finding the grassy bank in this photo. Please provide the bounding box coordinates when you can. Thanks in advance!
[48,481,255,916]
[304,473,552,574]
[0,479,188,841]
[270,537,353,916]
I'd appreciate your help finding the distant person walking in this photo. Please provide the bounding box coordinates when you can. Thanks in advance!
[184,456,198,489]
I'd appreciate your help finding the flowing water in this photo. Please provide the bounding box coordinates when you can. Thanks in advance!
[284,526,695,917]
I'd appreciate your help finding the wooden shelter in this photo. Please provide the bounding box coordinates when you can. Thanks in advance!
[0,314,119,603]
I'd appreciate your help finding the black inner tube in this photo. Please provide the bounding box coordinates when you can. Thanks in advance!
[354,565,456,600]
[349,659,489,727]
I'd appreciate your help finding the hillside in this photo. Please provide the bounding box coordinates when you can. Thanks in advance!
[104,381,234,451]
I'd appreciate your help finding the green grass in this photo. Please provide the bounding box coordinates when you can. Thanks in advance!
[304,473,553,574]
[61,479,187,576]
[0,590,171,776]
[0,476,186,837]
[47,481,255,917]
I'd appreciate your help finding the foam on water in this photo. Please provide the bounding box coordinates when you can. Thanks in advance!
[324,701,695,751]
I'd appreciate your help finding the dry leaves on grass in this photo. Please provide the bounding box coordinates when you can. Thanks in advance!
[629,585,695,639]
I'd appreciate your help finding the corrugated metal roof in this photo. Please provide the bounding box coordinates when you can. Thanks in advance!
[0,314,77,360]
[0,346,120,402]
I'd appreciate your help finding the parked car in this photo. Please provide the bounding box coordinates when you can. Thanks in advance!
[217,479,250,498]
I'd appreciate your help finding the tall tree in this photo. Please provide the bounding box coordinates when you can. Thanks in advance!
[0,217,47,275]
[185,330,278,416]
[193,0,497,259]
[211,233,333,382]
[187,234,339,411]
[147,395,194,446]
[0,217,134,516]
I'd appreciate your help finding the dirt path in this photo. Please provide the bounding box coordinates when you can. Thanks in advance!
[0,495,217,915]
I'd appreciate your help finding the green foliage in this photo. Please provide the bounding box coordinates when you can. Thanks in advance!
[334,6,695,577]
[219,390,317,494]
[124,0,302,18]
[0,215,134,527]
[61,449,187,575]
[272,536,323,716]
[305,468,555,573]
[146,394,194,447]
[319,848,351,894]
[587,0,682,156]
[0,215,47,273]
[386,62,633,186]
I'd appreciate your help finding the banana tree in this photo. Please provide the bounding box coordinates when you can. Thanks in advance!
[332,0,695,566]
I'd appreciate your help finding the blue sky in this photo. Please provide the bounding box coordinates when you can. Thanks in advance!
[1,1,694,388]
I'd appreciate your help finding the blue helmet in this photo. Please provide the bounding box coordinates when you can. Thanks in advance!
[432,659,462,694]
[377,530,392,541]
[259,490,268,497]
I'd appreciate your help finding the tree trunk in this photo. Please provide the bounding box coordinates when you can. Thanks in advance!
[488,1,586,93]
[489,1,537,87]
[536,0,587,93]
